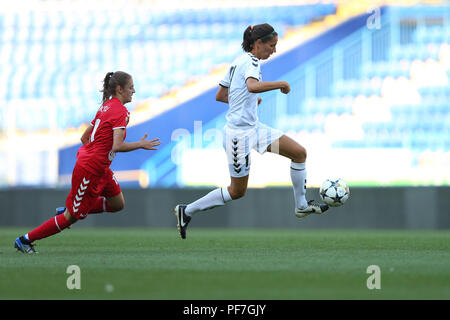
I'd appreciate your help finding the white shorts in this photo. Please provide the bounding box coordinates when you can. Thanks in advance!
[222,122,284,178]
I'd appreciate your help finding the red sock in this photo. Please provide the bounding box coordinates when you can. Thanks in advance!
[27,213,72,242]
[89,197,116,214]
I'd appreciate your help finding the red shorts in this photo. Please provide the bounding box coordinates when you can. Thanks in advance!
[65,163,121,220]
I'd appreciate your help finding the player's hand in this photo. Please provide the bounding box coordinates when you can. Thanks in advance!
[140,133,161,150]
[257,97,262,105]
[280,81,290,94]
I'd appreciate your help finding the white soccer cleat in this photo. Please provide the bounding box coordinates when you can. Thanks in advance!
[295,200,329,219]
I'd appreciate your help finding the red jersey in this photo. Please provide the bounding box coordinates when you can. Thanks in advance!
[76,98,130,175]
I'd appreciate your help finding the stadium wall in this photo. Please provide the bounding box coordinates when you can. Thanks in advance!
[1,187,449,229]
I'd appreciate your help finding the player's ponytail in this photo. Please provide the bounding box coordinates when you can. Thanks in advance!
[101,71,132,103]
[101,72,115,103]
[242,25,254,52]
[241,23,277,52]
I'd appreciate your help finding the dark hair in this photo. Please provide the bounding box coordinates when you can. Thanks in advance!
[101,71,132,103]
[241,23,277,52]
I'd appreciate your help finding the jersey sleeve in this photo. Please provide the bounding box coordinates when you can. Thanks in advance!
[219,65,232,88]
[244,57,260,82]
[111,109,130,130]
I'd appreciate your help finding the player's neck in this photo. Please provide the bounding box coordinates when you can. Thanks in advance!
[112,95,125,105]
[250,49,260,59]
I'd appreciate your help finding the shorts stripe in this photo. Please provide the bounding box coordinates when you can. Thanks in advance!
[72,177,90,214]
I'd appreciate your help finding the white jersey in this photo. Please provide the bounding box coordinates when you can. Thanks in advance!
[219,52,262,129]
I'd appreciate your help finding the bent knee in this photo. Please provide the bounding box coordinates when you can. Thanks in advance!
[228,188,246,200]
[112,204,125,212]
[107,200,125,212]
[113,202,125,212]
[293,145,307,163]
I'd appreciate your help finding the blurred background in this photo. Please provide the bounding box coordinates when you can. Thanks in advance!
[0,0,449,229]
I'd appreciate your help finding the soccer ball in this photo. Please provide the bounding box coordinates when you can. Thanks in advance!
[319,178,350,207]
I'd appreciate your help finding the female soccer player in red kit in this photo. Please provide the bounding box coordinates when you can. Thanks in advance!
[14,71,160,253]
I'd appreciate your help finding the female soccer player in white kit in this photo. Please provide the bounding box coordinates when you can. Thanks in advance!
[174,23,328,239]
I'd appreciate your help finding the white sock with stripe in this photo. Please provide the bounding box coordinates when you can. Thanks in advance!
[185,187,232,216]
[291,161,308,209]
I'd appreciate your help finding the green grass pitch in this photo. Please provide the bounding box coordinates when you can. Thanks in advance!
[0,227,449,300]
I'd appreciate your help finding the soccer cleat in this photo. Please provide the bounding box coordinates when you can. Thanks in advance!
[295,200,329,219]
[14,236,37,254]
[174,204,191,239]
[55,207,70,229]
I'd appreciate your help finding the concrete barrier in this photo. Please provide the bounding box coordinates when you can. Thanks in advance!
[0,187,448,229]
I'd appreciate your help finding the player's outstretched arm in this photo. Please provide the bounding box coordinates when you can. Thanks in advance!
[137,133,161,150]
[112,129,160,153]
[246,78,290,94]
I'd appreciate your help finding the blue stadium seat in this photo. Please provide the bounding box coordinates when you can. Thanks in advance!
[1,3,340,130]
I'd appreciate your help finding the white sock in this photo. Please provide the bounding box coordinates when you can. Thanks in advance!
[290,161,308,209]
[185,187,232,216]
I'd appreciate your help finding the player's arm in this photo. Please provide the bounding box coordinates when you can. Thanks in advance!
[112,128,160,153]
[216,85,228,104]
[80,125,93,145]
[246,77,290,94]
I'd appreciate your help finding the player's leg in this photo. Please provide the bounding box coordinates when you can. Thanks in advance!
[267,135,328,217]
[14,209,75,254]
[86,193,124,213]
[62,193,124,215]
[174,175,248,239]
[228,174,250,199]
[175,181,234,239]
[183,130,251,217]
[105,192,125,211]
[51,170,122,235]
[184,174,248,216]
[87,169,124,214]
[54,176,123,217]
[267,134,308,208]
[174,184,233,239]
[15,165,97,253]
[174,129,251,239]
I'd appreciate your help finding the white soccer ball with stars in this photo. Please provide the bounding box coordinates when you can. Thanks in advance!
[319,178,350,207]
